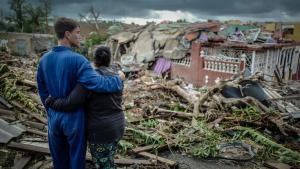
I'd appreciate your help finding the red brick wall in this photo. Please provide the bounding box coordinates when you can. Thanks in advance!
[171,41,245,87]
[170,64,194,83]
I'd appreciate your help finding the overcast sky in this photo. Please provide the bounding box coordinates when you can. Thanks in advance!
[1,0,300,24]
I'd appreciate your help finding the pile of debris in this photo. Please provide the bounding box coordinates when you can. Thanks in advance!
[105,21,292,69]
[1,50,300,169]
[122,70,300,166]
[106,22,223,65]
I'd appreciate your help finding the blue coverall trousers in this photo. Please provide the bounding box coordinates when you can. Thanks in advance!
[48,109,86,169]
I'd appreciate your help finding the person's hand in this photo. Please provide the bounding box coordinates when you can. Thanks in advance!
[118,70,126,81]
[45,96,55,107]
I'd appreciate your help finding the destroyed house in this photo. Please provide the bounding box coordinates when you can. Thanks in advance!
[104,22,300,87]
[171,41,300,87]
[0,32,54,56]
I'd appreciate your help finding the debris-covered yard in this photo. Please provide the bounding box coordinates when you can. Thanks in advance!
[1,47,300,169]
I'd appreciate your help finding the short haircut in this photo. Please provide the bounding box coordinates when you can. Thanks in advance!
[94,46,111,67]
[54,17,79,39]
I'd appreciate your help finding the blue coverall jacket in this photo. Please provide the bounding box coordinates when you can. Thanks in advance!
[36,46,123,169]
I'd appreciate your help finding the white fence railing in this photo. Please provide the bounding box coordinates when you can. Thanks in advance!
[171,57,191,67]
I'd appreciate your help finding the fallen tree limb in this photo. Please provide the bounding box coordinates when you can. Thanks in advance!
[192,81,234,126]
[154,107,193,119]
[192,98,200,127]
[268,117,300,135]
[207,116,225,129]
[170,85,197,104]
[220,96,269,113]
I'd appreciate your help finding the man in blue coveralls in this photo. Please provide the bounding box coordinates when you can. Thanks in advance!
[36,17,123,169]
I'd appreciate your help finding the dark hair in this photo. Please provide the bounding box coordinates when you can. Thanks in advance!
[94,46,111,67]
[54,17,79,39]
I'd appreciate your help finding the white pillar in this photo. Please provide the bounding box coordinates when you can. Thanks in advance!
[251,51,256,75]
[265,50,270,73]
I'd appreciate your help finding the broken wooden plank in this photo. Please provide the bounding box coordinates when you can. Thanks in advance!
[132,144,168,154]
[138,152,177,166]
[1,116,16,121]
[114,159,154,165]
[0,96,13,109]
[17,79,37,88]
[11,101,47,124]
[0,108,15,116]
[263,160,292,169]
[12,156,32,169]
[8,142,155,166]
[0,59,19,64]
[8,142,50,155]
[268,94,300,101]
[86,151,155,165]
[22,121,45,130]
[29,161,44,169]
[26,128,47,137]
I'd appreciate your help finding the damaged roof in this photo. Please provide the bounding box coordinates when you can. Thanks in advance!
[185,22,221,33]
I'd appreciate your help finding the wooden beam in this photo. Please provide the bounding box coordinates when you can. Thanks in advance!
[0,108,15,116]
[22,121,45,130]
[11,101,47,124]
[8,142,155,166]
[0,59,19,64]
[8,142,50,155]
[17,79,37,88]
[268,94,300,101]
[138,152,177,167]
[114,159,154,165]
[132,145,159,154]
[0,116,15,121]
[12,156,32,169]
[86,152,155,165]
[26,128,47,137]
[263,161,291,169]
[0,96,13,109]
[132,144,168,154]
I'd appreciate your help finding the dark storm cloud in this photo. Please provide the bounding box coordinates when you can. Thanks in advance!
[280,0,300,15]
[1,0,300,20]
[50,0,300,20]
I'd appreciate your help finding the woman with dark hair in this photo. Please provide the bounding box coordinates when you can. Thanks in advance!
[46,46,125,169]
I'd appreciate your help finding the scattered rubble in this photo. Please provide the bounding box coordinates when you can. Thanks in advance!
[1,48,300,169]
